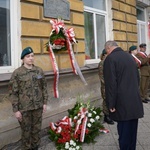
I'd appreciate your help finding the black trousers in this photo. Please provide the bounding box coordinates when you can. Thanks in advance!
[117,119,138,150]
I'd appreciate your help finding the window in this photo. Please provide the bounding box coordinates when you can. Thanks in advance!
[0,0,11,67]
[137,7,146,46]
[83,0,107,63]
[83,0,106,11]
[0,0,20,74]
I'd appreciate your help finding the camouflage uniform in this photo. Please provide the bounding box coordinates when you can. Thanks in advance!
[98,59,109,116]
[9,65,48,150]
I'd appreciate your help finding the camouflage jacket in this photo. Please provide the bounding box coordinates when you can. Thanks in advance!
[9,65,48,112]
[98,59,105,100]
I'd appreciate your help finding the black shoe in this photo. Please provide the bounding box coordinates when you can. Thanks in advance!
[142,99,148,103]
[145,99,150,102]
[104,115,114,125]
[32,146,38,150]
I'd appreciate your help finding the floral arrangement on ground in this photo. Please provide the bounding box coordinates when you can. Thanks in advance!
[49,99,105,150]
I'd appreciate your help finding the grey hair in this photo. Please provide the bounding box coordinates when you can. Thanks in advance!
[104,40,118,48]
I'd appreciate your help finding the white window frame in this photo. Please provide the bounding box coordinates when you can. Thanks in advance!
[0,0,21,74]
[137,6,149,52]
[84,0,109,64]
[137,20,146,45]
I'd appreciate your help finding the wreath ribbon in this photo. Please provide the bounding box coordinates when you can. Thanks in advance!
[66,38,87,85]
[74,108,88,142]
[48,44,59,98]
[48,18,87,98]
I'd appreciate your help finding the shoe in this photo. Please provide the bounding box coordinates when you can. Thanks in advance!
[142,99,148,103]
[104,115,114,125]
[32,146,38,150]
[145,99,150,102]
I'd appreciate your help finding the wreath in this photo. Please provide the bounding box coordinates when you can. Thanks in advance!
[49,100,106,150]
[46,18,76,53]
[46,18,87,98]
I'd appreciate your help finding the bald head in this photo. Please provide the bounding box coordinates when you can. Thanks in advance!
[105,41,118,54]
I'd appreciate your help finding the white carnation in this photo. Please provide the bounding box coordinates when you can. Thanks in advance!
[88,113,92,117]
[74,116,78,119]
[87,123,92,127]
[77,120,81,124]
[76,146,80,150]
[90,118,95,123]
[93,111,97,114]
[95,115,100,120]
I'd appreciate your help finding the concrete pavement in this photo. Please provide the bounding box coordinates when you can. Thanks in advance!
[2,102,150,150]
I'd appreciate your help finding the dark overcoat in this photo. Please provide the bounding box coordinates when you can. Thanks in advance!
[104,47,144,121]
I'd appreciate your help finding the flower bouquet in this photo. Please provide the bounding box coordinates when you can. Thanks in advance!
[49,100,104,150]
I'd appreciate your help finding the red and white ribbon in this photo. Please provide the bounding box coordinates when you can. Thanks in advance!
[66,39,78,75]
[138,52,147,58]
[50,18,65,34]
[99,128,110,133]
[50,122,56,131]
[131,54,141,68]
[66,28,77,43]
[66,38,87,85]
[48,44,59,98]
[74,107,88,142]
[80,116,88,142]
[56,116,72,126]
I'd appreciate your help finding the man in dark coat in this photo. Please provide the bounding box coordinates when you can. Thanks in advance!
[103,41,144,150]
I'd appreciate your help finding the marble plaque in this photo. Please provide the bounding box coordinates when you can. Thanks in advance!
[44,0,70,20]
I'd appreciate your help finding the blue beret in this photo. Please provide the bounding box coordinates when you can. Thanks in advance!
[129,46,137,51]
[102,49,107,55]
[21,47,33,59]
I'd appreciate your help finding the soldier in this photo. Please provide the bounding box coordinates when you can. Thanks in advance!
[98,49,114,125]
[9,47,48,150]
[129,45,141,81]
[136,43,150,103]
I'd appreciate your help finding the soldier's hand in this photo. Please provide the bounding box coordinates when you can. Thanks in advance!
[148,54,150,58]
[43,104,47,113]
[15,111,22,122]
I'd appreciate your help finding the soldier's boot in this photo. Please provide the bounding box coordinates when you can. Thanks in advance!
[104,115,114,125]
[32,146,38,150]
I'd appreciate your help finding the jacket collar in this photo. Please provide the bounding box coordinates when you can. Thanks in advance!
[111,47,123,54]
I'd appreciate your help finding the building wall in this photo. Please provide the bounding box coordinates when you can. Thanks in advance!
[112,0,138,51]
[21,0,85,71]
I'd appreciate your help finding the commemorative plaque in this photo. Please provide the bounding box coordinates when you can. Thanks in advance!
[44,0,70,20]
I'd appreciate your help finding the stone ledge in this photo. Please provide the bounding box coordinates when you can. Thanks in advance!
[0,64,98,84]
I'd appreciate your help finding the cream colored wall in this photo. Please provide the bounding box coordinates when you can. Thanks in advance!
[21,0,85,71]
[112,0,138,51]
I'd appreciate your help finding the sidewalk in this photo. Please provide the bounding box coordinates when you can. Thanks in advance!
[2,102,150,150]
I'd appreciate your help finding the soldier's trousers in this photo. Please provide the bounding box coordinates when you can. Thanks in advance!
[102,99,109,115]
[19,108,43,150]
[140,76,150,100]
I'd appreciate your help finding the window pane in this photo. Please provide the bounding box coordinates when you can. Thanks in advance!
[137,22,146,46]
[0,0,11,66]
[83,0,106,11]
[141,24,146,43]
[137,8,145,21]
[96,14,106,58]
[84,12,95,59]
[137,24,140,45]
